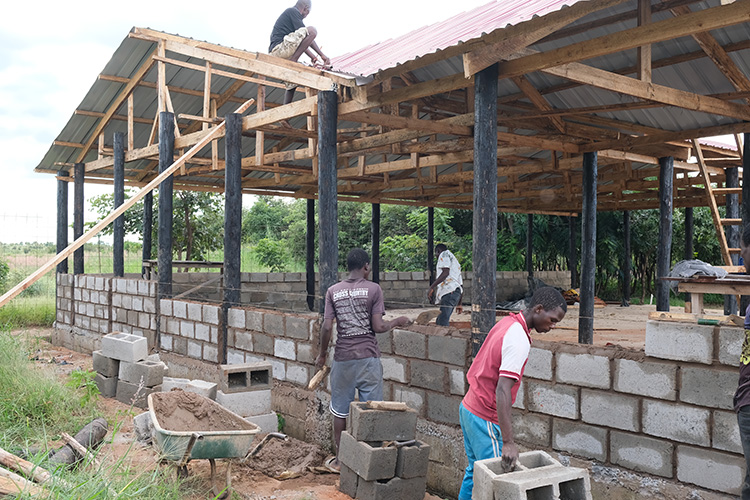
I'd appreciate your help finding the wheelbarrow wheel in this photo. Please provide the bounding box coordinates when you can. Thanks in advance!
[209,458,232,499]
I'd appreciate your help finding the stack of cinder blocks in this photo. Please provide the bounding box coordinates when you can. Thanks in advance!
[215,362,277,432]
[93,332,166,409]
[473,450,592,500]
[338,402,430,500]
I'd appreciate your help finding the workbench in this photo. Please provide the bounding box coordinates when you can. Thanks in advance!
[671,274,750,314]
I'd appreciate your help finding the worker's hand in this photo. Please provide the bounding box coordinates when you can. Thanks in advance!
[315,352,327,370]
[427,288,435,303]
[500,441,519,473]
[392,316,412,328]
[456,305,463,314]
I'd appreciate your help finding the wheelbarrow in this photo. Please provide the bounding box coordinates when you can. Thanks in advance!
[148,392,275,498]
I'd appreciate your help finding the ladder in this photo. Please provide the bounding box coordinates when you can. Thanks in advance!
[692,137,743,267]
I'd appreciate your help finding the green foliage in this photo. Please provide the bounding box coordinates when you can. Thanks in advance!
[85,189,146,236]
[276,412,285,432]
[172,191,225,261]
[242,196,290,243]
[0,257,8,293]
[252,238,289,272]
[380,234,427,272]
[0,297,55,328]
[0,332,98,446]
[66,368,100,407]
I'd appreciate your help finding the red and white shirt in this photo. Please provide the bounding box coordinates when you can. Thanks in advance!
[461,312,531,424]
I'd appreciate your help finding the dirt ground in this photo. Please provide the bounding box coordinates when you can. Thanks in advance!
[20,314,737,499]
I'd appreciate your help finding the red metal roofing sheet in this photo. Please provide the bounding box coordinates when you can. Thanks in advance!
[331,0,582,77]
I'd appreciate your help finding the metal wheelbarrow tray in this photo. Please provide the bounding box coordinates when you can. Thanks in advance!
[147,391,260,497]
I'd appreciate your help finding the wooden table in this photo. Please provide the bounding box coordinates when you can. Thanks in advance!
[673,275,750,314]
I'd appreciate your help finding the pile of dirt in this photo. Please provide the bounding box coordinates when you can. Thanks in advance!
[244,435,327,477]
[151,390,253,432]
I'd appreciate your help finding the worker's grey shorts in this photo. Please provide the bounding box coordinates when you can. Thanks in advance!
[270,27,308,59]
[329,357,383,418]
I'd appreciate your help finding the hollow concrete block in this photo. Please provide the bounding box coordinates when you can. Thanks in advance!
[338,431,397,481]
[218,362,273,394]
[348,401,417,441]
[101,332,148,363]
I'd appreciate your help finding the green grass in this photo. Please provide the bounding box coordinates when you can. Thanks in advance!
[0,296,56,328]
[0,329,207,500]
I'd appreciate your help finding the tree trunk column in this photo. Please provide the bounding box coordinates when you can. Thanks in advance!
[726,167,739,315]
[568,216,578,288]
[471,63,498,355]
[157,111,175,349]
[372,203,380,284]
[73,162,84,275]
[222,113,243,364]
[526,214,534,278]
[142,192,153,277]
[306,198,315,311]
[622,210,630,307]
[656,156,674,312]
[113,132,125,277]
[56,170,69,274]
[318,91,338,312]
[579,152,597,344]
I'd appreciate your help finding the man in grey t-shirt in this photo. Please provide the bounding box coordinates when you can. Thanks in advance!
[316,248,410,471]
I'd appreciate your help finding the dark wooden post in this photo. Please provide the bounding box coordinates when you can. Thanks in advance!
[372,203,380,284]
[56,170,68,274]
[306,198,315,311]
[142,192,153,277]
[471,63,498,354]
[725,166,739,315]
[656,156,674,312]
[222,113,242,364]
[318,91,338,312]
[684,207,694,260]
[568,216,578,288]
[427,207,435,284]
[622,211,631,307]
[113,132,125,277]
[157,112,175,303]
[526,214,534,278]
[579,152,597,344]
[743,133,750,227]
[73,162,84,275]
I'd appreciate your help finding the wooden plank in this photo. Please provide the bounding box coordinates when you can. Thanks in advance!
[496,1,750,83]
[637,0,652,82]
[694,139,732,266]
[0,98,255,308]
[678,281,750,296]
[344,110,473,136]
[127,94,134,150]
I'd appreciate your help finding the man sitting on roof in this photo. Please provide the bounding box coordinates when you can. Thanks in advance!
[269,0,331,105]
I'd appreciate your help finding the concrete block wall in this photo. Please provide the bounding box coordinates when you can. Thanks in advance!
[111,277,157,346]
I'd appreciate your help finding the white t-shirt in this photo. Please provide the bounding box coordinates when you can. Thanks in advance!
[436,250,463,301]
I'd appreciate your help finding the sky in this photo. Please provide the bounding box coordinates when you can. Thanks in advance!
[0,0,494,244]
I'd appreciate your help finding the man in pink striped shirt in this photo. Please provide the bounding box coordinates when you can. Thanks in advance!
[458,287,567,500]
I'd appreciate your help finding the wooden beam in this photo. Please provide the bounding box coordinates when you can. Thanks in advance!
[637,0,652,82]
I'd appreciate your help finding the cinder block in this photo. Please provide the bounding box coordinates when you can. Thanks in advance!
[642,400,710,446]
[95,373,117,398]
[285,316,310,340]
[357,475,426,500]
[679,365,736,410]
[410,359,445,392]
[186,380,218,400]
[338,431,397,481]
[556,352,610,389]
[396,440,430,478]
[245,412,278,433]
[376,330,392,354]
[216,389,272,417]
[162,377,190,392]
[580,389,639,432]
[119,360,167,387]
[115,380,161,409]
[610,431,673,477]
[133,411,154,444]
[474,450,592,500]
[219,362,272,394]
[613,358,677,400]
[339,463,359,498]
[427,335,468,365]
[228,308,245,329]
[92,350,120,378]
[526,380,578,419]
[645,320,713,364]
[511,412,551,448]
[713,410,743,453]
[450,369,465,396]
[524,347,553,380]
[348,402,417,441]
[274,338,296,360]
[677,445,744,495]
[392,329,426,359]
[552,419,607,461]
[718,325,743,366]
[263,312,284,334]
[381,356,407,383]
[101,332,148,363]
[426,392,461,426]
[392,385,425,414]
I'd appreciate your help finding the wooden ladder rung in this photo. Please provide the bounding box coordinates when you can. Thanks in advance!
[713,187,743,195]
[720,218,743,225]
[729,248,741,253]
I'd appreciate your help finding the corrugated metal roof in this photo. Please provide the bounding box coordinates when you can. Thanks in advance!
[332,0,583,77]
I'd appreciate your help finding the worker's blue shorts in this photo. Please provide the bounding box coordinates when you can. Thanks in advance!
[329,357,383,418]
[458,402,503,500]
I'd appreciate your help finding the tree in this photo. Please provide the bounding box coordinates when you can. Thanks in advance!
[85,189,146,237]
[242,196,291,244]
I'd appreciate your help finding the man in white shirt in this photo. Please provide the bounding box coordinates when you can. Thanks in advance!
[427,244,463,326]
